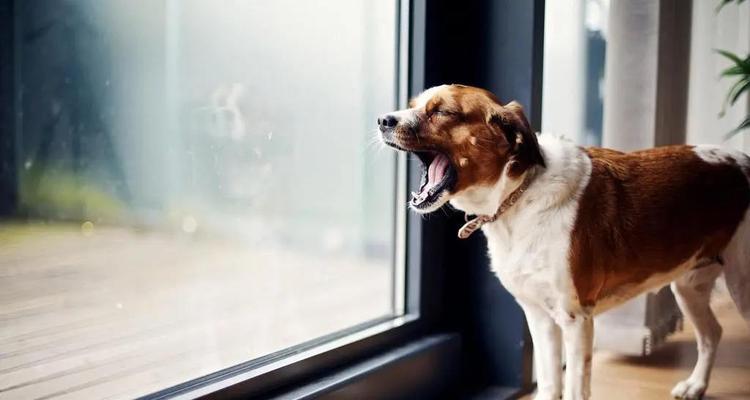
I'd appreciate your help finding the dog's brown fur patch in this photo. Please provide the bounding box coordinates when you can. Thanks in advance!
[569,146,750,307]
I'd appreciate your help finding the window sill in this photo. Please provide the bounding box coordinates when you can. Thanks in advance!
[146,315,424,399]
[270,333,461,400]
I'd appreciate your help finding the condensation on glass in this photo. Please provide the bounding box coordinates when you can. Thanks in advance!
[0,1,399,398]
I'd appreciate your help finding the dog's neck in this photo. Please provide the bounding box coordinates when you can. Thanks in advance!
[449,133,589,220]
[449,168,529,218]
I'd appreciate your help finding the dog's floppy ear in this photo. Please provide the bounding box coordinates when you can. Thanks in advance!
[487,101,546,176]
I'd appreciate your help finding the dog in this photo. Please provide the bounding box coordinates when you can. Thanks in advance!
[378,84,750,400]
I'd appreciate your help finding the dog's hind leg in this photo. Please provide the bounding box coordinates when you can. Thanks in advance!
[723,210,750,323]
[670,263,723,400]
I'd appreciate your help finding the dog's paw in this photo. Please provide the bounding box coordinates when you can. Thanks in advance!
[671,379,706,399]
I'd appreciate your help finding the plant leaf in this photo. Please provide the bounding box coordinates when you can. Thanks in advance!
[721,78,748,114]
[716,48,744,65]
[724,116,750,140]
[730,78,750,105]
[727,78,749,102]
[721,65,745,77]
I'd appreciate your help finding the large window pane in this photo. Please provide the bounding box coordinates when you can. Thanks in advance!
[0,1,399,398]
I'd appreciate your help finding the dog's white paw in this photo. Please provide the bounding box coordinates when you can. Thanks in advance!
[671,379,706,399]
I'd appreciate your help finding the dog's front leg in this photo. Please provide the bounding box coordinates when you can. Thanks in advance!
[521,302,562,400]
[561,314,593,400]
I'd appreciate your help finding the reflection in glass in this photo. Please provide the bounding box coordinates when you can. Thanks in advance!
[0,1,398,398]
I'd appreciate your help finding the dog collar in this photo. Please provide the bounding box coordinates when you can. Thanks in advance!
[457,169,536,239]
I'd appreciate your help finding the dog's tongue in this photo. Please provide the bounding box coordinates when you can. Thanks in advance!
[423,153,450,193]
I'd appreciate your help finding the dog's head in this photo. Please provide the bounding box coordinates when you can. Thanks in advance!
[378,84,545,213]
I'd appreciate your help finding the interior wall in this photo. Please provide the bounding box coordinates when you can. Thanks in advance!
[685,0,750,151]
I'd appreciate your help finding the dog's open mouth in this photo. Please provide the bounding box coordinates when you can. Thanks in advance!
[410,151,457,209]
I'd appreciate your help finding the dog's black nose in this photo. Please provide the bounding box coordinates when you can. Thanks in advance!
[378,114,398,132]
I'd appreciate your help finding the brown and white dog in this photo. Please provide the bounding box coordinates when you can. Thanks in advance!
[378,84,750,400]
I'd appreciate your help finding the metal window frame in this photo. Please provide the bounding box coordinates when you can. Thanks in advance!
[0,0,17,216]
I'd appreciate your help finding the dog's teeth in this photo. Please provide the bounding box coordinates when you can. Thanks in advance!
[411,191,420,198]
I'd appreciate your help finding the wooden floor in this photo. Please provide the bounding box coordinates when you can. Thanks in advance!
[0,223,392,399]
[522,293,750,400]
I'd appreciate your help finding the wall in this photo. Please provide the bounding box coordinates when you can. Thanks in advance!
[686,0,750,151]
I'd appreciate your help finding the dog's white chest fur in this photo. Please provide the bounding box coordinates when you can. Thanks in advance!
[483,202,583,320]
[451,134,592,321]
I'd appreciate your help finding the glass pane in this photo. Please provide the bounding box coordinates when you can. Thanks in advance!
[0,1,399,398]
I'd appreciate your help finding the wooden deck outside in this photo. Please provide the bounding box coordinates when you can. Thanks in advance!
[0,224,391,399]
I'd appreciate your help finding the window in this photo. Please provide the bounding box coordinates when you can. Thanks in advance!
[0,1,404,398]
[542,0,608,146]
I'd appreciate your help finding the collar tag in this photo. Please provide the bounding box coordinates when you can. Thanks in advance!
[458,216,490,239]
[456,168,537,239]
